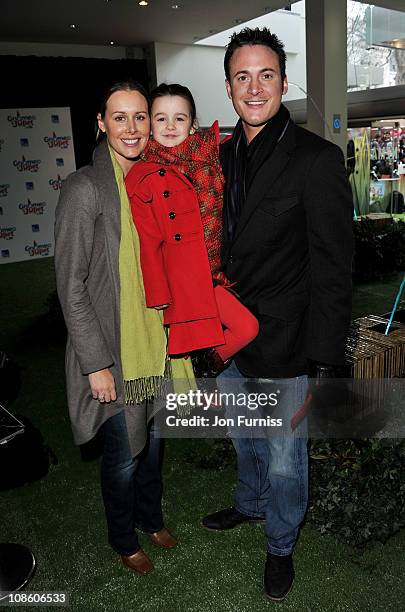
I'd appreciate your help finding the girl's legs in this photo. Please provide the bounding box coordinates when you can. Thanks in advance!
[214,285,259,362]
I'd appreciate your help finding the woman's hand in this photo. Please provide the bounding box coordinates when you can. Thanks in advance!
[153,304,169,309]
[88,368,117,403]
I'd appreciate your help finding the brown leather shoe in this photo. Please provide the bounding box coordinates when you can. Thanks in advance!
[121,549,153,575]
[148,527,177,549]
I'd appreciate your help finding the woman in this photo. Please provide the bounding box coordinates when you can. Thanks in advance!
[54,81,188,575]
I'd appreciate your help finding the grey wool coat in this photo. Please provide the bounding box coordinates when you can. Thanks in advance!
[54,139,155,457]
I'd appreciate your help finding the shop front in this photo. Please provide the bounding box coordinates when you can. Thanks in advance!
[348,118,405,219]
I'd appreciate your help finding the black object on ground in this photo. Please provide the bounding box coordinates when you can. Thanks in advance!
[0,543,36,598]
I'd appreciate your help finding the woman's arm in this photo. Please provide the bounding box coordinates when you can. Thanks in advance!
[54,172,114,377]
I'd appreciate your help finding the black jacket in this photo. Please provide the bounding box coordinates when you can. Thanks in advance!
[221,121,354,378]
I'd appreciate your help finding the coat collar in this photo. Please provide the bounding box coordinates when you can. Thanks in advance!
[125,160,193,197]
[91,139,121,298]
[92,138,120,216]
[232,120,296,243]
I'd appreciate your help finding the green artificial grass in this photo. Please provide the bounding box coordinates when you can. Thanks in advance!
[0,259,404,611]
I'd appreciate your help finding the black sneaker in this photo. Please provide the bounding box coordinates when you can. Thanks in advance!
[201,507,265,530]
[264,552,295,602]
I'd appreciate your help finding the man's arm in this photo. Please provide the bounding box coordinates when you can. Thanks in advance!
[303,144,354,366]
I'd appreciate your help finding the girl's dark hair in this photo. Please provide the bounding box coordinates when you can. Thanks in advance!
[99,79,149,118]
[224,27,287,81]
[150,83,197,125]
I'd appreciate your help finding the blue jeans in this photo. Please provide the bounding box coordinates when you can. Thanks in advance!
[217,361,308,556]
[100,411,164,556]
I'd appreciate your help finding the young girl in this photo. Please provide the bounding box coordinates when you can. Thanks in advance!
[125,83,258,375]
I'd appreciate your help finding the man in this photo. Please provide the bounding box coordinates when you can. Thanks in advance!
[202,28,354,602]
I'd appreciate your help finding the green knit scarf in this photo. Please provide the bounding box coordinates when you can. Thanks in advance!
[109,146,195,404]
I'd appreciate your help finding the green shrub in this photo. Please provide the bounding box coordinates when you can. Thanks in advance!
[380,222,405,272]
[353,219,405,282]
[308,438,405,546]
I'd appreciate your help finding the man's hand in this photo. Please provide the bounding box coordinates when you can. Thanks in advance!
[309,361,341,380]
[88,368,117,403]
[307,360,351,432]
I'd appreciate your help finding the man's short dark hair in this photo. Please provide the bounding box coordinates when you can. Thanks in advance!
[224,27,287,82]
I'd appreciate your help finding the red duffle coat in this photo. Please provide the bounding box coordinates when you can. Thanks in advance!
[125,161,225,355]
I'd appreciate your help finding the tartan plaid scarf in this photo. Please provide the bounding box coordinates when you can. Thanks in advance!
[142,121,226,283]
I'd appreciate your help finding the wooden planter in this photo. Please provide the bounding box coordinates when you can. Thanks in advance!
[346,315,405,378]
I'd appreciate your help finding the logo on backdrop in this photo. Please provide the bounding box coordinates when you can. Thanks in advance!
[25,240,52,257]
[13,155,41,173]
[19,198,46,216]
[0,184,10,198]
[0,139,4,152]
[43,132,71,149]
[1,249,10,258]
[7,111,36,129]
[49,174,64,191]
[0,226,16,240]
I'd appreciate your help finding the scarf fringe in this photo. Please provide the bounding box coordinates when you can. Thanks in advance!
[124,375,164,404]
[175,404,192,417]
[124,358,172,405]
[124,358,193,418]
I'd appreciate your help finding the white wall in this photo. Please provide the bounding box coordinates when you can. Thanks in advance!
[196,1,307,102]
[0,41,144,59]
[198,5,304,53]
[154,42,238,127]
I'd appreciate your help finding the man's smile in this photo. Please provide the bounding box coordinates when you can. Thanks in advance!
[244,100,268,106]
